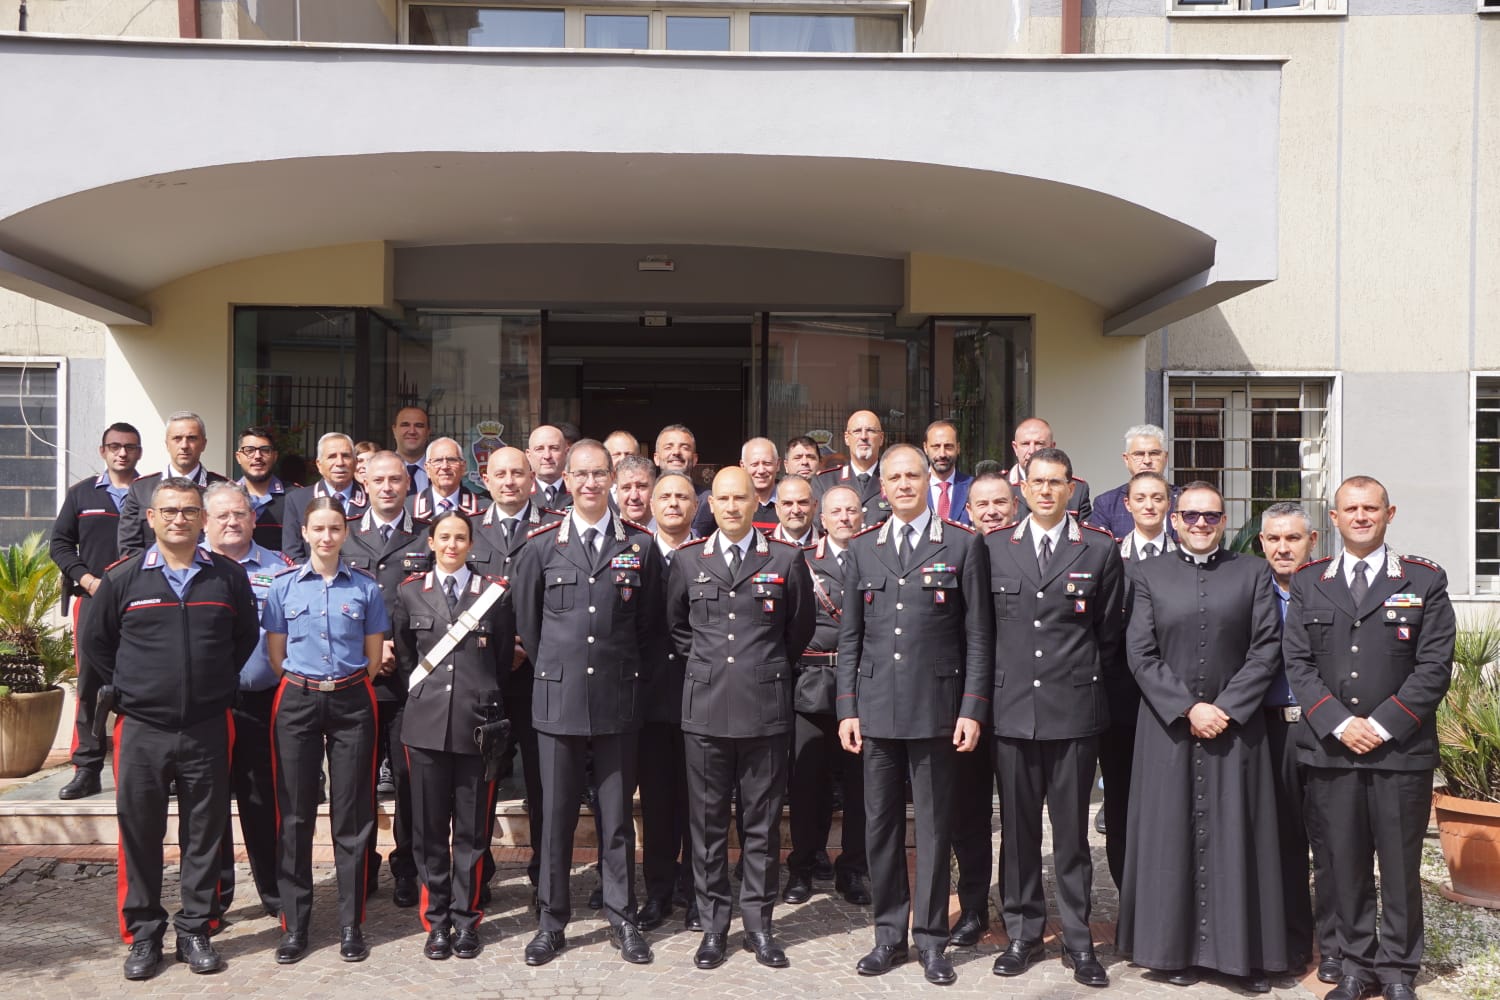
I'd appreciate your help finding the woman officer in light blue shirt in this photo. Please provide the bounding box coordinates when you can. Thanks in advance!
[263,495,389,965]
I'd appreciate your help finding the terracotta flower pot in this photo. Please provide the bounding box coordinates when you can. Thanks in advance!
[0,687,65,778]
[1434,791,1500,909]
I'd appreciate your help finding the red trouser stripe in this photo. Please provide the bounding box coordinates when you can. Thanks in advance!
[474,777,498,923]
[112,715,131,943]
[68,600,82,759]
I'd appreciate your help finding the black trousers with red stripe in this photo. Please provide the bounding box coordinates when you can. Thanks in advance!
[114,711,232,944]
[68,596,111,773]
[271,676,377,933]
[367,700,418,884]
[406,745,493,933]
[218,687,280,914]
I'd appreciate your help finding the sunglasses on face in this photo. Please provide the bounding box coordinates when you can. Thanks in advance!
[1176,510,1225,526]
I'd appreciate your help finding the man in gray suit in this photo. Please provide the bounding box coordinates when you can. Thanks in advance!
[837,443,994,986]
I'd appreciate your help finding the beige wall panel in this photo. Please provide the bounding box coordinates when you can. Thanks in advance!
[0,290,105,358]
[1028,14,1062,55]
[105,242,391,473]
[21,0,178,37]
[915,0,1028,54]
[907,253,1143,486]
[1166,20,1342,372]
[1339,15,1474,373]
[1475,22,1500,369]
[1085,16,1168,56]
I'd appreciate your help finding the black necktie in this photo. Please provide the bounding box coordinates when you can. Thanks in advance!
[545,484,558,508]
[583,528,599,568]
[727,542,743,576]
[664,549,674,567]
[1140,541,1156,560]
[836,550,846,571]
[406,464,421,496]
[1350,559,1369,605]
[502,518,517,544]
[899,524,915,570]
[1038,534,1054,572]
[379,523,393,544]
[856,472,870,491]
[443,575,459,610]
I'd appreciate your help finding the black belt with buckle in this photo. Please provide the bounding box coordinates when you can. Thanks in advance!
[1265,705,1302,723]
[799,651,838,669]
[282,671,367,693]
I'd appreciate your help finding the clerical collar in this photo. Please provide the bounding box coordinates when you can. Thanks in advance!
[1184,546,1220,565]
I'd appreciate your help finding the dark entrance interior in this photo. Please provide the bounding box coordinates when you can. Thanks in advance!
[545,314,752,473]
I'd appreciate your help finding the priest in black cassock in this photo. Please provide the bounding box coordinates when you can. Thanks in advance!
[1116,481,1287,994]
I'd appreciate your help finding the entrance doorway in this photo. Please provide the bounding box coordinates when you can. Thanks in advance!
[545,314,753,472]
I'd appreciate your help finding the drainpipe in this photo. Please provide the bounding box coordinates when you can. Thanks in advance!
[178,0,199,38]
[17,0,26,31]
[1062,0,1082,54]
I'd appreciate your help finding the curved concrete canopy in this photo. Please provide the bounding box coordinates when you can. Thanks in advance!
[0,34,1282,333]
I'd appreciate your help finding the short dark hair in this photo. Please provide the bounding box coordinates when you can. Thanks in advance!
[239,425,277,447]
[971,469,1010,488]
[101,422,141,446]
[151,477,203,506]
[566,438,612,473]
[1335,475,1389,508]
[923,419,957,443]
[427,508,473,541]
[1024,447,1073,480]
[785,435,818,453]
[1176,480,1224,505]
[972,459,1004,477]
[1128,470,1170,492]
[303,495,345,521]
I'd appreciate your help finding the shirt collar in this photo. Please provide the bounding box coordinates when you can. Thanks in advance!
[825,538,847,558]
[1268,566,1291,601]
[437,565,472,592]
[929,471,956,487]
[891,508,932,539]
[433,487,463,508]
[1132,528,1165,553]
[1342,546,1386,583]
[296,560,352,581]
[1028,515,1067,550]
[167,464,204,484]
[570,508,611,538]
[142,543,214,570]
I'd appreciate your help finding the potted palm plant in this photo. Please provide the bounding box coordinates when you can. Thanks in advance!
[1434,613,1500,907]
[0,532,75,778]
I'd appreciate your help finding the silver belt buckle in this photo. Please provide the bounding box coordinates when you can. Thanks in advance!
[1281,706,1301,723]
[318,679,337,693]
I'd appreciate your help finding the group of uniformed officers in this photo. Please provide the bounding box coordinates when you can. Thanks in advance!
[50,407,1452,1000]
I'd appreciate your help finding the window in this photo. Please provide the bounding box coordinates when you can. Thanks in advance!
[405,3,906,51]
[1170,0,1346,13]
[1477,378,1500,593]
[0,361,62,548]
[935,318,1033,469]
[1167,375,1335,559]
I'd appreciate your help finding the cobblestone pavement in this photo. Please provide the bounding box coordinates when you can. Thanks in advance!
[0,847,1398,1000]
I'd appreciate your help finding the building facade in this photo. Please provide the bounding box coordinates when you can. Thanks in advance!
[0,0,1495,602]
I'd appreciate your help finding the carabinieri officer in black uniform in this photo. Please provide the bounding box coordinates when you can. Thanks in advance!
[86,476,259,981]
[263,495,390,965]
[393,509,512,961]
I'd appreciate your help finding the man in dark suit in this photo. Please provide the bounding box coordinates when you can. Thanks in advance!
[783,484,867,908]
[1089,424,1170,541]
[117,411,228,557]
[527,424,572,511]
[923,419,973,527]
[234,426,290,552]
[340,451,428,907]
[1259,501,1340,982]
[1284,477,1455,1000]
[985,447,1122,987]
[468,445,561,903]
[837,443,994,986]
[812,410,890,525]
[281,432,369,560]
[410,437,488,524]
[1003,418,1091,523]
[513,439,665,968]
[667,467,815,971]
[391,406,432,497]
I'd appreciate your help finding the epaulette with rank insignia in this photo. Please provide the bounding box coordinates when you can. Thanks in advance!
[941,518,976,535]
[349,565,378,580]
[273,565,301,578]
[1401,554,1442,571]
[275,551,295,566]
[1295,556,1333,575]
[851,523,882,539]
[1082,523,1115,540]
[528,521,562,539]
[678,537,709,551]
[622,519,653,534]
[103,555,132,573]
[768,535,802,548]
[398,573,425,587]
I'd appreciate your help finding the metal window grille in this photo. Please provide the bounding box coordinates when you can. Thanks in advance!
[1477,378,1500,593]
[1168,377,1333,558]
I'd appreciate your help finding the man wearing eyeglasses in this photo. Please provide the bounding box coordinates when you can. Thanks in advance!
[1117,481,1286,994]
[983,447,1123,988]
[1090,425,1175,541]
[281,432,370,560]
[411,437,488,524]
[233,426,289,552]
[51,422,143,800]
[117,411,229,558]
[812,410,890,525]
[86,477,260,980]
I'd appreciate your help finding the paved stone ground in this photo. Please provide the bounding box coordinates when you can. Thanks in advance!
[0,846,1394,1000]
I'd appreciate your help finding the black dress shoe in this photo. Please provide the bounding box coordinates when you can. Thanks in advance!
[424,926,452,960]
[123,939,162,980]
[992,938,1045,976]
[782,871,813,904]
[588,884,604,910]
[1161,967,1200,987]
[1382,985,1417,1000]
[835,872,872,905]
[743,931,788,968]
[1243,972,1272,994]
[453,929,482,960]
[919,948,957,985]
[610,923,654,965]
[339,925,369,962]
[947,909,988,947]
[524,930,566,966]
[59,768,101,800]
[694,932,728,970]
[1063,948,1108,987]
[274,931,309,964]
[174,933,222,974]
[392,876,419,908]
[813,850,835,881]
[684,901,703,931]
[1094,808,1107,834]
[637,897,670,931]
[1319,957,1345,983]
[856,943,909,976]
[1327,976,1376,1000]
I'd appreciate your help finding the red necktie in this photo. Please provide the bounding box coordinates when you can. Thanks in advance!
[937,481,951,520]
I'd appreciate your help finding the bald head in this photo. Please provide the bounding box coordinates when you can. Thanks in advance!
[484,445,534,514]
[528,424,568,483]
[710,466,756,543]
[1011,417,1056,469]
[844,409,885,470]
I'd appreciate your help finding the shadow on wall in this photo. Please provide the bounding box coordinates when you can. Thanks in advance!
[1153,305,1257,375]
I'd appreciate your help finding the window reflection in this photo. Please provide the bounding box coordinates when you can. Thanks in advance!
[666,16,730,51]
[749,14,901,53]
[585,14,649,49]
[409,6,565,47]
